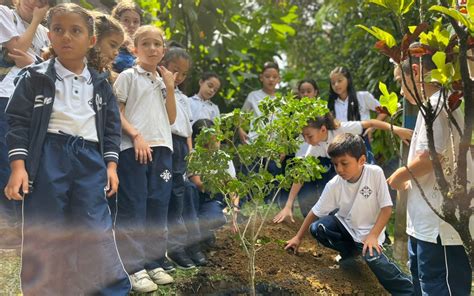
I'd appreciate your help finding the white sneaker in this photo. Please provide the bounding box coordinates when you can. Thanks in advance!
[148,267,174,285]
[130,269,158,292]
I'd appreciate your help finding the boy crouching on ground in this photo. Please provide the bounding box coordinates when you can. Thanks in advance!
[285,133,413,295]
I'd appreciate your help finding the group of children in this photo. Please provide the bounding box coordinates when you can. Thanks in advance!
[0,0,471,295]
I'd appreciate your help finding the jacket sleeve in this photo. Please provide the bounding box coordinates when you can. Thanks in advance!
[102,82,121,164]
[5,71,34,162]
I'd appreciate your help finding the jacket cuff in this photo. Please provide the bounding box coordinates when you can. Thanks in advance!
[8,148,28,162]
[104,151,119,164]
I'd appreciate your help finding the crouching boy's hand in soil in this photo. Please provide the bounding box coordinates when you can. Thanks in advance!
[284,211,319,255]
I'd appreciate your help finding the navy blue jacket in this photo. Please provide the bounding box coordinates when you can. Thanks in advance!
[5,58,121,188]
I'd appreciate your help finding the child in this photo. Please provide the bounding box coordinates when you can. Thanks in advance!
[160,46,196,270]
[185,119,240,262]
[329,66,387,164]
[277,79,328,215]
[111,0,141,73]
[285,133,414,295]
[387,46,472,295]
[189,71,221,123]
[113,25,176,292]
[4,4,131,294]
[0,0,50,248]
[88,12,124,75]
[239,61,280,144]
[273,112,412,223]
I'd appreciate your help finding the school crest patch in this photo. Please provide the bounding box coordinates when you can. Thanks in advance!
[360,186,373,199]
[160,169,172,182]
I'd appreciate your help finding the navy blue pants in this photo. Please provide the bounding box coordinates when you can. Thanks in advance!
[168,135,189,253]
[0,98,20,230]
[408,236,471,296]
[21,134,131,295]
[182,180,226,245]
[278,157,336,217]
[115,147,172,274]
[310,215,414,295]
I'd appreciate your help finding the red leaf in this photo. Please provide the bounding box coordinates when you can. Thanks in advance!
[448,91,463,111]
[375,106,391,115]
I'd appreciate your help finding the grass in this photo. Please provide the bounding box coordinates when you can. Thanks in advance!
[0,249,21,295]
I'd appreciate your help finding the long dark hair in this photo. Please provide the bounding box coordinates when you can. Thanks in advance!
[328,66,360,121]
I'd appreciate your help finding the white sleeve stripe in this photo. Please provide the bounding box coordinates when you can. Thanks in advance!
[9,151,28,157]
[9,148,28,153]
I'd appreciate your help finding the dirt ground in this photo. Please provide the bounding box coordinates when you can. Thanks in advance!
[0,218,389,295]
[180,218,388,295]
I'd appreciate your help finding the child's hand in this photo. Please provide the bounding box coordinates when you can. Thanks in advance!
[284,236,301,254]
[273,206,295,224]
[106,163,119,197]
[238,128,249,144]
[393,126,413,146]
[362,127,375,142]
[32,5,49,24]
[8,48,34,68]
[133,134,153,164]
[4,160,29,200]
[387,169,410,190]
[363,233,381,257]
[158,66,177,90]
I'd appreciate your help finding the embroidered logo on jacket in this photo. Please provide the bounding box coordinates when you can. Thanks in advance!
[360,186,373,199]
[33,95,52,108]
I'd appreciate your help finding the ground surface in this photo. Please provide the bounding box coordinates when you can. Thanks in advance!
[0,218,389,295]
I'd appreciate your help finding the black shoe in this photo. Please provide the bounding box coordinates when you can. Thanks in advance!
[160,257,176,273]
[167,251,196,270]
[187,247,207,266]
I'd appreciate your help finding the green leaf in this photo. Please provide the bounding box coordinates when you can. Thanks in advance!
[368,0,388,8]
[401,0,415,15]
[271,23,296,36]
[378,81,398,116]
[432,51,446,70]
[429,5,471,29]
[468,0,474,20]
[356,25,397,48]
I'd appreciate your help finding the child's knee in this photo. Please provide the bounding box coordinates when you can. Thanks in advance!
[363,248,381,264]
[309,221,325,241]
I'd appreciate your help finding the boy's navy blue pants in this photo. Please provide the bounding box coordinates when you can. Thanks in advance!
[408,236,471,296]
[21,134,131,296]
[168,135,189,253]
[115,146,172,274]
[182,180,226,245]
[310,215,414,296]
[0,98,20,231]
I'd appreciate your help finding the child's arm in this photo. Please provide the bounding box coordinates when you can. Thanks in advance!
[361,119,412,145]
[187,136,193,151]
[273,182,303,223]
[118,102,153,164]
[387,150,435,190]
[3,6,49,54]
[189,175,205,192]
[363,206,392,256]
[284,211,318,254]
[102,84,122,196]
[4,72,34,200]
[158,66,177,124]
[363,112,388,138]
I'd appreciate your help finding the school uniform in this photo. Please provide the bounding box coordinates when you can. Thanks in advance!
[168,88,193,255]
[333,91,381,164]
[242,89,276,141]
[406,91,472,296]
[0,4,49,236]
[114,65,173,274]
[112,46,136,73]
[5,58,130,295]
[189,94,220,123]
[310,164,413,295]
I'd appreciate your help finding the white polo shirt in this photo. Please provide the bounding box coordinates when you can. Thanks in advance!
[0,5,49,98]
[312,164,393,245]
[114,65,172,151]
[171,88,192,138]
[189,94,220,123]
[47,59,97,142]
[406,91,472,245]
[305,121,363,159]
[334,91,380,122]
[242,89,277,140]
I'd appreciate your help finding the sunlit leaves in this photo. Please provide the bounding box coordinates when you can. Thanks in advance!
[378,81,399,116]
[430,5,474,34]
[367,0,415,16]
[356,25,397,48]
